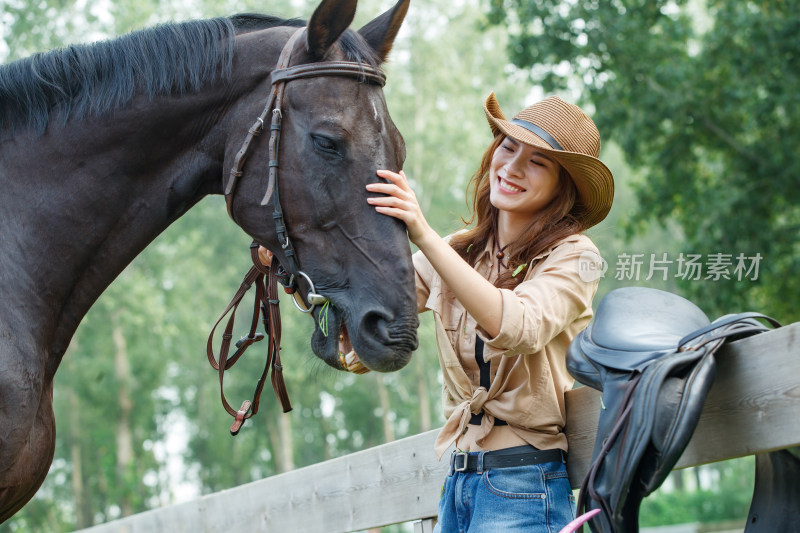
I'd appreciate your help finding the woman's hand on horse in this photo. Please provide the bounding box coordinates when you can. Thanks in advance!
[258,246,273,267]
[368,170,433,245]
[371,170,504,337]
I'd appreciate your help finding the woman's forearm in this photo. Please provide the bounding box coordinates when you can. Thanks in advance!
[415,228,503,338]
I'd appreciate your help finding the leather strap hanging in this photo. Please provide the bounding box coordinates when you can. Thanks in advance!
[206,243,291,435]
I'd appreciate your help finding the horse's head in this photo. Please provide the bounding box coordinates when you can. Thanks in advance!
[224,0,419,372]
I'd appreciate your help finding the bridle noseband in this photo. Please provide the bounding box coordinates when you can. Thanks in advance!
[208,27,386,434]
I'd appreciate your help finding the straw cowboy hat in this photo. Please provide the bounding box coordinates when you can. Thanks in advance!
[484,92,614,229]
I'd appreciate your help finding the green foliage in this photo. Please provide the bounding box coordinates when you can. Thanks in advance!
[585,143,686,303]
[640,459,755,527]
[486,0,800,323]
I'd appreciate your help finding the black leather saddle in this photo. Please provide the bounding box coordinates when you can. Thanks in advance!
[566,287,797,532]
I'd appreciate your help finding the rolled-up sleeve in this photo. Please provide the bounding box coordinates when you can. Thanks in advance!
[412,249,434,314]
[479,240,600,360]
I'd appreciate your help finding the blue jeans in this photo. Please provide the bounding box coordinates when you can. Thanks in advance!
[433,452,576,533]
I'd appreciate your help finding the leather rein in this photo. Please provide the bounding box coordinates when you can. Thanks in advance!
[207,27,386,435]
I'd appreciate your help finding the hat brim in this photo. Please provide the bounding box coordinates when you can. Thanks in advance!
[484,92,614,230]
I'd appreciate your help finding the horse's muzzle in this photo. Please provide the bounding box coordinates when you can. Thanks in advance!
[312,304,418,373]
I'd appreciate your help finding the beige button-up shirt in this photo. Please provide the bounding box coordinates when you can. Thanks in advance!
[413,233,600,459]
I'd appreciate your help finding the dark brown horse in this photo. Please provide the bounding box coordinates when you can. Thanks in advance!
[0,0,418,521]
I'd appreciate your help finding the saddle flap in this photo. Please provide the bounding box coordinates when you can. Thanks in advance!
[636,350,717,494]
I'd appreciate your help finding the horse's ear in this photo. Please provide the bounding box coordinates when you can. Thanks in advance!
[306,0,358,59]
[357,0,409,63]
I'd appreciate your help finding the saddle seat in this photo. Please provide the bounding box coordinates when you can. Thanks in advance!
[568,287,710,390]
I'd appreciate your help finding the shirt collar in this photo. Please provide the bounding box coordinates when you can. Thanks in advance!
[530,234,583,263]
[477,233,583,265]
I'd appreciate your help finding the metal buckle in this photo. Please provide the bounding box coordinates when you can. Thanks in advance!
[452,451,469,472]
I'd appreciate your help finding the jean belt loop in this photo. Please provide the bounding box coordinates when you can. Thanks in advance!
[448,450,455,475]
[476,451,486,474]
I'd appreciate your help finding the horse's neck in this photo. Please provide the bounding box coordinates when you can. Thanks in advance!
[0,27,281,370]
[0,89,235,368]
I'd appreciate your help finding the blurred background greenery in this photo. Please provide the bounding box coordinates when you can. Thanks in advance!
[1,0,797,531]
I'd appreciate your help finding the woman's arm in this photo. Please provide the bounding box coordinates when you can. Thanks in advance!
[367,170,503,338]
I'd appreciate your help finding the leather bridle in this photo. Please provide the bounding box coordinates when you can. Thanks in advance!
[225,27,385,312]
[208,27,387,434]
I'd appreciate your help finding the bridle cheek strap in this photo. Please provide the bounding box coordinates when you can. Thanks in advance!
[224,28,305,219]
[224,26,386,266]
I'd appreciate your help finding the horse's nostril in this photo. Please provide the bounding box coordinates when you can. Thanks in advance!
[358,309,419,351]
[361,309,394,344]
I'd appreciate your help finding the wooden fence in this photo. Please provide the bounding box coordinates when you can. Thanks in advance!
[77,322,800,533]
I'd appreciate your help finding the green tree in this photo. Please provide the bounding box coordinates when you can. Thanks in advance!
[486,0,800,323]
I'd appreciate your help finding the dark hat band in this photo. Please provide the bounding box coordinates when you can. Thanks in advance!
[511,119,564,151]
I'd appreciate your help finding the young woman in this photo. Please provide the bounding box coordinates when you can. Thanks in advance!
[365,93,614,532]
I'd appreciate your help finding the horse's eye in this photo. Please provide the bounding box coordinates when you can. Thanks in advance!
[312,135,340,155]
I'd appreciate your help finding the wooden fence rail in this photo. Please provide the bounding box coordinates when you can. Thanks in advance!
[77,323,800,533]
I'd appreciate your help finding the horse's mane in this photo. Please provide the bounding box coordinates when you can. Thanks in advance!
[0,14,379,134]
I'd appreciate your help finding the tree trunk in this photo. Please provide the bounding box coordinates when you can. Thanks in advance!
[111,311,135,517]
[277,411,295,472]
[416,355,432,432]
[694,465,705,491]
[670,469,685,491]
[319,414,333,461]
[67,385,93,528]
[376,375,395,443]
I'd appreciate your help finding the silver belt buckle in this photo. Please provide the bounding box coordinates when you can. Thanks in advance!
[452,451,469,472]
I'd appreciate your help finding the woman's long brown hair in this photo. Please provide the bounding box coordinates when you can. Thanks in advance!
[449,135,584,290]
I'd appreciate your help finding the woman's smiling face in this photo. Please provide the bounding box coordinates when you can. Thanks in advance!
[489,136,562,220]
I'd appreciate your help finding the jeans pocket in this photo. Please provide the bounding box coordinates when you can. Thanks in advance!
[482,465,547,500]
